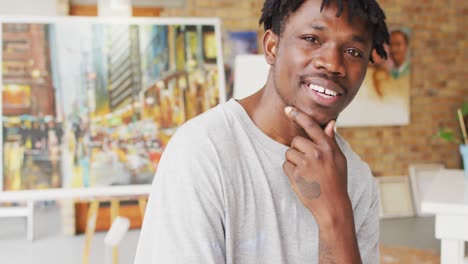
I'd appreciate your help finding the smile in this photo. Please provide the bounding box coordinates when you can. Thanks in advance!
[308,84,339,98]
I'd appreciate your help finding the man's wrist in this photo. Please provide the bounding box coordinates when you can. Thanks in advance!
[315,196,354,230]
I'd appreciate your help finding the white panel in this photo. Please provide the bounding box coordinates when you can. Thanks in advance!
[0,0,60,16]
[435,215,468,240]
[233,54,269,100]
[440,239,465,264]
[421,170,468,215]
[71,0,186,7]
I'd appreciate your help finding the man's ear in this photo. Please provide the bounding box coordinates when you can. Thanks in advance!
[263,30,278,66]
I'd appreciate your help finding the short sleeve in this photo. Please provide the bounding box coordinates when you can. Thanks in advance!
[134,129,226,264]
[357,178,380,264]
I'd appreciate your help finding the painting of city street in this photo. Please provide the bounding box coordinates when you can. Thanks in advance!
[1,18,224,190]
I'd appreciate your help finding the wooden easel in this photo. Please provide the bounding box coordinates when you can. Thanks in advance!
[81,197,148,264]
[0,184,152,263]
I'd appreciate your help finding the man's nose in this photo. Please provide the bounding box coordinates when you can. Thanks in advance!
[312,44,346,77]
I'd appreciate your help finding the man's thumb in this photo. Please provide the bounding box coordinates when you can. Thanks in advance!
[324,120,336,138]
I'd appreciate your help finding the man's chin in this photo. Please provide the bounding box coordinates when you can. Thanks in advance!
[297,107,338,129]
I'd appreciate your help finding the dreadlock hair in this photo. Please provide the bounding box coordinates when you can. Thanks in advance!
[259,0,390,63]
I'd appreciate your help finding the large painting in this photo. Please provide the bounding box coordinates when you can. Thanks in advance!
[1,17,225,191]
[338,26,411,127]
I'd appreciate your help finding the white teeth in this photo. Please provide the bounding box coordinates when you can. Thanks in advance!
[324,89,337,96]
[308,84,337,97]
[309,84,325,93]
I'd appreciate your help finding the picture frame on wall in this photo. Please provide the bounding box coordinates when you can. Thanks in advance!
[408,163,444,216]
[376,176,415,218]
[338,25,412,127]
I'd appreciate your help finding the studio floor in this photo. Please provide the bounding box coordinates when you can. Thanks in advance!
[0,203,463,264]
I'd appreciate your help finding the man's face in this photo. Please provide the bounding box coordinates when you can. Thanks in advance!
[266,0,373,126]
[389,31,408,67]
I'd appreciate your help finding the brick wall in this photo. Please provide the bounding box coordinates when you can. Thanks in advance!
[161,0,468,176]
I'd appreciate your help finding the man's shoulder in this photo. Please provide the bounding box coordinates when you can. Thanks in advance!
[336,133,378,217]
[335,133,374,181]
[174,101,233,140]
[164,100,240,156]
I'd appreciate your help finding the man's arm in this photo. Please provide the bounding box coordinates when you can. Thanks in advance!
[317,205,361,264]
[282,106,362,264]
[356,178,380,263]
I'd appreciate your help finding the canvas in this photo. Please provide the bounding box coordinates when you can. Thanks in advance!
[338,26,412,127]
[1,17,225,191]
[377,175,415,218]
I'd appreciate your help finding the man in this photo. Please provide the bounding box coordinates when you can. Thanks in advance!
[389,29,410,79]
[135,0,389,263]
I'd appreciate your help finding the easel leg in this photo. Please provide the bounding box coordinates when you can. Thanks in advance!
[138,198,147,220]
[110,199,120,264]
[82,201,99,264]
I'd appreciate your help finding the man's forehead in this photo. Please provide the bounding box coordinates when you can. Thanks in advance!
[289,1,372,37]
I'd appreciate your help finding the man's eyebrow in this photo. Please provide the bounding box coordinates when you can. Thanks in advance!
[308,23,369,45]
[352,34,368,44]
[309,24,325,31]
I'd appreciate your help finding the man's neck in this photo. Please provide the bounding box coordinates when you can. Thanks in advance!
[238,83,306,147]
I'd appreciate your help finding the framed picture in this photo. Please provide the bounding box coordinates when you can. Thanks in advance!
[338,26,411,127]
[376,176,415,218]
[1,17,226,191]
[408,163,444,216]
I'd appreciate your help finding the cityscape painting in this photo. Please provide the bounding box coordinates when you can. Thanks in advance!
[1,18,225,191]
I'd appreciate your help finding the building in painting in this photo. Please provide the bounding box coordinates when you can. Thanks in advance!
[2,23,56,117]
[107,25,142,112]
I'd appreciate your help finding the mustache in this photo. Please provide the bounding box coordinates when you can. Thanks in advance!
[298,73,345,91]
[299,73,340,83]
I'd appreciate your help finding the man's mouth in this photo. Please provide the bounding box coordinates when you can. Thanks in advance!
[307,84,341,99]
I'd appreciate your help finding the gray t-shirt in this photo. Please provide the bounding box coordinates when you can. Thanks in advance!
[135,99,379,264]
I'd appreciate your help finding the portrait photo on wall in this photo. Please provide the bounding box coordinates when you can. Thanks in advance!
[338,26,411,127]
[1,18,225,191]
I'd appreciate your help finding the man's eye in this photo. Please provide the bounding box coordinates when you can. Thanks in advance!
[304,36,319,44]
[346,49,362,58]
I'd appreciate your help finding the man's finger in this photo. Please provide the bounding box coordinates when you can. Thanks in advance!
[282,160,296,183]
[282,161,301,197]
[290,136,316,154]
[284,106,326,143]
[324,120,336,139]
[282,160,295,178]
[285,148,303,165]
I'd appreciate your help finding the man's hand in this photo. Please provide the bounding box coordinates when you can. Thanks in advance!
[283,106,362,264]
[282,106,350,225]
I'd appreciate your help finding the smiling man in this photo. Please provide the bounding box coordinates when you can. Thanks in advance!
[135,0,389,263]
